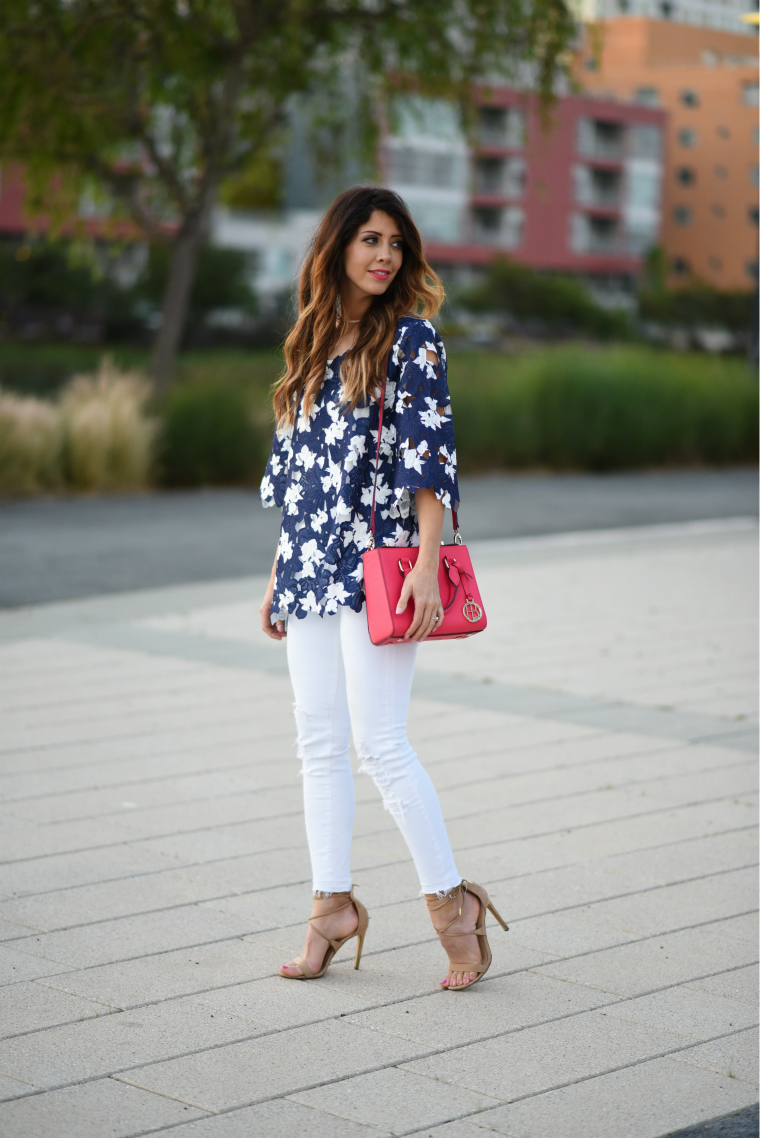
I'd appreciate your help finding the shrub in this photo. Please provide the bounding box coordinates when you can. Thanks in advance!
[159,379,267,486]
[0,389,63,495]
[449,347,758,472]
[458,257,631,340]
[59,359,157,491]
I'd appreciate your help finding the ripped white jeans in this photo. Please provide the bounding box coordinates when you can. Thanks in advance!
[286,604,461,896]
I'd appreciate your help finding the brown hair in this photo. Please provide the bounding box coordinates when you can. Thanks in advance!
[273,186,444,428]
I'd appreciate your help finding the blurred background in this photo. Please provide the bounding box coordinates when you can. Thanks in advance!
[0,0,757,603]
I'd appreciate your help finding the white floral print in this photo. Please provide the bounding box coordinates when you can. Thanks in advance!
[261,317,459,619]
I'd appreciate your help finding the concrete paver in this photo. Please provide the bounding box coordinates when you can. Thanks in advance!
[461,1056,758,1138]
[290,1067,501,1132]
[0,521,756,1138]
[0,1076,208,1136]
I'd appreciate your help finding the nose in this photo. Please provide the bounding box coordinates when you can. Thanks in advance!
[375,242,391,263]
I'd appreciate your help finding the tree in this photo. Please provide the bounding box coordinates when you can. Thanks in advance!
[0,0,575,389]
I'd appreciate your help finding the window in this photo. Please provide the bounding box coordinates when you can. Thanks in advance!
[678,128,697,148]
[751,167,759,187]
[577,118,624,160]
[472,205,524,248]
[750,207,759,227]
[618,0,630,9]
[387,147,455,188]
[680,89,699,107]
[672,257,690,276]
[630,124,662,159]
[634,86,660,107]
[716,125,730,140]
[477,106,525,149]
[711,203,726,219]
[742,82,759,107]
[473,156,525,198]
[747,261,759,282]
[714,165,728,179]
[660,1,674,16]
[676,167,695,186]
[673,205,692,225]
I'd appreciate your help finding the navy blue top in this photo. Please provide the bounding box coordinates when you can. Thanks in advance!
[260,316,459,619]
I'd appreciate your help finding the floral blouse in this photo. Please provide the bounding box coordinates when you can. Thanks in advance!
[260,316,459,619]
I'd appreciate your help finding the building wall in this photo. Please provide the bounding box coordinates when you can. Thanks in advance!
[576,18,759,288]
[385,91,666,292]
[578,0,754,36]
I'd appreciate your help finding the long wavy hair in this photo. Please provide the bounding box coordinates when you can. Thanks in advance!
[273,186,444,428]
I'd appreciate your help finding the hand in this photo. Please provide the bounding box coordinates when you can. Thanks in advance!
[396,559,444,642]
[260,578,286,640]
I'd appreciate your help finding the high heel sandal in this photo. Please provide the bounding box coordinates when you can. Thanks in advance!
[281,887,369,980]
[427,879,508,991]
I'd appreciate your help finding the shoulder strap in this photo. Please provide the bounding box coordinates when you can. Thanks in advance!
[368,356,459,550]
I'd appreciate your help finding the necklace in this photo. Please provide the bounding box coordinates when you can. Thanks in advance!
[345,319,360,324]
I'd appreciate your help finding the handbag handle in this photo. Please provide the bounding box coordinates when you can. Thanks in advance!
[369,357,460,550]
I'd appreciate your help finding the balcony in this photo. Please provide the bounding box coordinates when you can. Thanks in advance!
[476,106,526,150]
[570,213,625,257]
[577,118,624,163]
[471,205,524,249]
[473,156,526,199]
[573,164,622,210]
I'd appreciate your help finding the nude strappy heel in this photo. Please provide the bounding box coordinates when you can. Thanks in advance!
[281,887,369,980]
[427,879,508,991]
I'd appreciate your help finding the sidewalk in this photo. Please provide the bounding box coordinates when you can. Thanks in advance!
[0,519,757,1138]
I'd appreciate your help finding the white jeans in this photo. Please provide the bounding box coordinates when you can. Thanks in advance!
[286,604,461,896]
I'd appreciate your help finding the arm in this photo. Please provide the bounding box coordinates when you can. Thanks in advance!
[260,552,287,640]
[396,487,445,642]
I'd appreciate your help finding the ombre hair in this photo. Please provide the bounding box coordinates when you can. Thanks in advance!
[273,186,444,428]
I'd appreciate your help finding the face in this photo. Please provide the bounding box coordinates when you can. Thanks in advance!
[342,210,403,301]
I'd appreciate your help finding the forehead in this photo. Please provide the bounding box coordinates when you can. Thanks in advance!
[359,209,402,235]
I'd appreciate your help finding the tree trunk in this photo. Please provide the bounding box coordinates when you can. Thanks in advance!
[149,181,218,392]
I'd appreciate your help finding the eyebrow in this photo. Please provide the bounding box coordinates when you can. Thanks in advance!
[360,228,403,239]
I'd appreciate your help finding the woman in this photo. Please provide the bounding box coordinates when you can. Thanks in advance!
[260,186,507,990]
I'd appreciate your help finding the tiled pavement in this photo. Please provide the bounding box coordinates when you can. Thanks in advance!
[0,518,757,1138]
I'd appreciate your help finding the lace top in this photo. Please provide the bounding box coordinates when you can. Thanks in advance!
[260,316,459,619]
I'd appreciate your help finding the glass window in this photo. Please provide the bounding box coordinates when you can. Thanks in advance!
[749,207,759,227]
[746,260,759,282]
[742,83,759,107]
[676,167,695,186]
[634,87,660,107]
[660,1,673,16]
[630,124,662,158]
[671,257,690,276]
[678,128,697,148]
[751,167,759,187]
[673,205,692,225]
[680,89,699,107]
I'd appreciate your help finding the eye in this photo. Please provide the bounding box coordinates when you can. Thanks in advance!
[363,235,378,245]
[392,239,404,250]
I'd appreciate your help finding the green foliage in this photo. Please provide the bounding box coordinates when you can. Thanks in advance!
[0,0,576,383]
[639,284,755,332]
[159,380,268,487]
[448,347,758,471]
[638,246,754,332]
[131,243,257,323]
[0,240,103,311]
[458,257,631,339]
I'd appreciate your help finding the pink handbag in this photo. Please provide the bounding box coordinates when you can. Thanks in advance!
[362,364,487,646]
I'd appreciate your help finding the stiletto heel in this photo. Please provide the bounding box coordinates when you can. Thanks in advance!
[487,901,509,931]
[280,887,369,981]
[427,879,509,991]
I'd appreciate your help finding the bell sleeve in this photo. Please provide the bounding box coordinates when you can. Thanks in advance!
[388,321,460,520]
[259,422,293,509]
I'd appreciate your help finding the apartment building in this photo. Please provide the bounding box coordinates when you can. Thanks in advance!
[384,92,666,303]
[578,0,755,35]
[576,18,758,287]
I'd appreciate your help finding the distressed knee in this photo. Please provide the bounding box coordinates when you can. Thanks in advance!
[356,747,411,820]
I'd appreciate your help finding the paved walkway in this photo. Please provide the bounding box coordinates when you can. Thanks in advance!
[0,519,757,1138]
